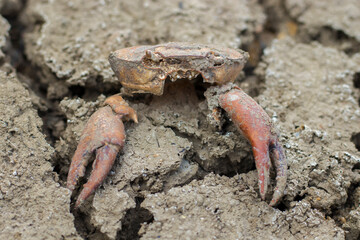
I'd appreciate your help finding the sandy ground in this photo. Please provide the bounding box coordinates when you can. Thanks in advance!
[0,0,359,239]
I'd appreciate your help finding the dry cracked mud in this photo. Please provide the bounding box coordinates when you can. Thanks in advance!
[0,0,359,239]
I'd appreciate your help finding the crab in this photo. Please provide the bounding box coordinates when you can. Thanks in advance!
[67,42,287,208]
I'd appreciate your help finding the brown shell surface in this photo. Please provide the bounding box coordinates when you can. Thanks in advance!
[109,42,249,95]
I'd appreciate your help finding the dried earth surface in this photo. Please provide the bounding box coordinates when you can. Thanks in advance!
[0,0,359,239]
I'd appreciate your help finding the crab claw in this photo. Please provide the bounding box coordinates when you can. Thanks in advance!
[67,95,137,208]
[218,87,287,206]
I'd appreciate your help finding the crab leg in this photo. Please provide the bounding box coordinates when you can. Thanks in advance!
[218,87,287,206]
[67,95,137,208]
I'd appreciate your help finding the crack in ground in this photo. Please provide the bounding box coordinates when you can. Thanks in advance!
[2,0,68,149]
[116,197,154,240]
[353,72,360,109]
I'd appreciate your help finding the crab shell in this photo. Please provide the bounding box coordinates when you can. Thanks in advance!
[109,42,249,95]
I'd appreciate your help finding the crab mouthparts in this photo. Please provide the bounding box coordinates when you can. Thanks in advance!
[168,70,200,82]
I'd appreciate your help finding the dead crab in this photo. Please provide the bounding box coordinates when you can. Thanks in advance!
[67,42,287,208]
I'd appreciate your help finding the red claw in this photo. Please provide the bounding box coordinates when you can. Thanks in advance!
[67,95,137,208]
[218,87,287,206]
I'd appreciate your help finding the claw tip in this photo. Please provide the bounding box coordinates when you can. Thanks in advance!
[260,191,266,201]
[133,114,138,123]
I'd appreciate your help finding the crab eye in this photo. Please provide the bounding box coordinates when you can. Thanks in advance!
[143,50,164,67]
[145,50,161,62]
[206,51,224,67]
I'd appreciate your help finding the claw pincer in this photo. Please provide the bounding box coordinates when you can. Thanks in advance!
[67,95,137,208]
[218,86,287,206]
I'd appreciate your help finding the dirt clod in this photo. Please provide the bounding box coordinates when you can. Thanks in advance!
[0,71,80,239]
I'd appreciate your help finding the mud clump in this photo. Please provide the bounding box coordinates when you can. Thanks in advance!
[0,71,80,239]
[256,38,360,239]
[140,173,344,239]
[285,0,360,53]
